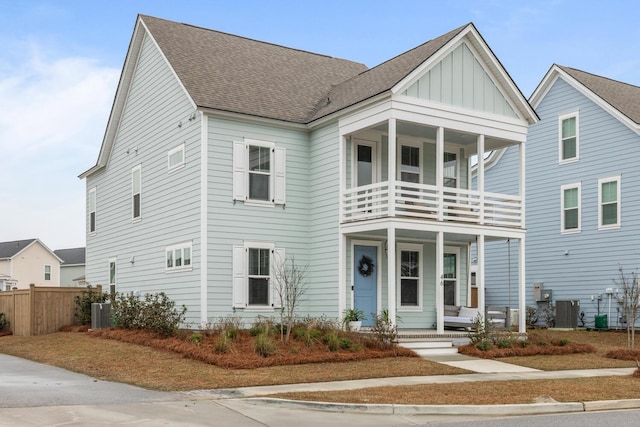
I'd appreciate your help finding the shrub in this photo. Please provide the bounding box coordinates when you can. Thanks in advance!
[205,314,243,338]
[496,337,513,349]
[339,337,352,350]
[476,339,494,351]
[254,333,277,357]
[323,332,340,352]
[369,310,399,348]
[0,313,6,331]
[111,292,187,337]
[215,334,232,354]
[249,316,276,337]
[74,286,108,325]
[189,333,203,346]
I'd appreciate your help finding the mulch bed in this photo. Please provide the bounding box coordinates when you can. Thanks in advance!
[459,342,596,358]
[88,328,417,369]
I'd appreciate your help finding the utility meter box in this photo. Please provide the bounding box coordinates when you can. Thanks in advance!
[534,282,551,301]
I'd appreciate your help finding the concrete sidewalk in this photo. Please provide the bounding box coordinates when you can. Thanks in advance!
[183,354,640,417]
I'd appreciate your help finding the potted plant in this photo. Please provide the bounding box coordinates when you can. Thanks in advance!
[343,308,366,331]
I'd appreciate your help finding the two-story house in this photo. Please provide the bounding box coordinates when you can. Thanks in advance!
[480,65,640,329]
[80,15,536,333]
[0,239,62,290]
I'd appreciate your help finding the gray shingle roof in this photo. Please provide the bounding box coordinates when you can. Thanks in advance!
[140,15,469,124]
[0,239,36,259]
[54,248,86,265]
[558,65,640,125]
[141,15,368,124]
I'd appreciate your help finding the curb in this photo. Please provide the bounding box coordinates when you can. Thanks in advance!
[241,397,640,416]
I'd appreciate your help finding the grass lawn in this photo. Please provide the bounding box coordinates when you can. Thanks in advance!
[1,328,639,405]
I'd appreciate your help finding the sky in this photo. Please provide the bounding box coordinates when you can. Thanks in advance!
[1,0,639,250]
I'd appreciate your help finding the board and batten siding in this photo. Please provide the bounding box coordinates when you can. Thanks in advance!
[483,76,640,327]
[85,33,203,324]
[206,117,312,321]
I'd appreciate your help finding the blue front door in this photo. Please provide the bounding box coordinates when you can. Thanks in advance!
[354,245,378,327]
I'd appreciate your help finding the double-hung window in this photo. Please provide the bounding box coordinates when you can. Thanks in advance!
[443,152,457,188]
[233,139,286,206]
[168,143,185,171]
[109,257,117,294]
[88,187,96,234]
[561,183,581,233]
[132,165,142,221]
[559,112,579,163]
[398,244,422,310]
[44,265,51,281]
[232,243,284,309]
[599,176,620,229]
[166,242,192,271]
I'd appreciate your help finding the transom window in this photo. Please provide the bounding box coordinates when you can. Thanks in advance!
[599,176,620,229]
[166,242,192,271]
[561,183,581,233]
[398,244,422,309]
[168,143,185,171]
[559,113,579,163]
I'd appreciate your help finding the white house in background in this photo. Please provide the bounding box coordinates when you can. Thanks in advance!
[479,65,640,328]
[54,248,86,287]
[0,239,61,290]
[80,15,537,332]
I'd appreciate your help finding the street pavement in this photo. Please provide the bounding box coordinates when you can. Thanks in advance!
[1,352,640,426]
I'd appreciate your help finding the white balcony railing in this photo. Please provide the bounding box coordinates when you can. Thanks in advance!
[341,181,522,228]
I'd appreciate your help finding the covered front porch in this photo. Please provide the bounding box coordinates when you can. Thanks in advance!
[338,220,526,335]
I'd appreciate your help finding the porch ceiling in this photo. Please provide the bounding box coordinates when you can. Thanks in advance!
[368,121,516,153]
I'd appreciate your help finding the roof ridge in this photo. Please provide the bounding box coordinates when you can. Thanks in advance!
[139,14,363,65]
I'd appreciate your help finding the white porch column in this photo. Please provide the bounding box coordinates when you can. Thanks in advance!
[436,127,444,221]
[339,133,347,223]
[519,142,526,228]
[436,230,444,334]
[477,234,485,316]
[388,118,397,217]
[338,232,347,317]
[477,134,485,224]
[387,226,397,326]
[519,237,526,333]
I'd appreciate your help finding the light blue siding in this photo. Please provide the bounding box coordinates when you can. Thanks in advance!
[482,76,640,328]
[206,117,311,322]
[85,34,202,324]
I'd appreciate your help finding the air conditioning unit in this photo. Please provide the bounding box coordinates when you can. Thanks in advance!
[555,300,580,328]
[509,309,520,327]
[91,303,112,329]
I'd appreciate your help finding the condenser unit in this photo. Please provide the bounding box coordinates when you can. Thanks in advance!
[91,303,112,329]
[555,300,580,328]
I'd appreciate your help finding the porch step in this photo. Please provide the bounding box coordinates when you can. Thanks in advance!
[398,340,459,356]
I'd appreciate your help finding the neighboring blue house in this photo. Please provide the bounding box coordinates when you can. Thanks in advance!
[80,15,536,332]
[479,64,640,328]
[54,248,86,287]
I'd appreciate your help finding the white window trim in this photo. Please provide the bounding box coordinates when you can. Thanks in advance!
[351,138,379,188]
[397,243,423,312]
[131,164,142,222]
[168,143,185,172]
[444,246,461,306]
[598,175,621,230]
[397,140,423,183]
[443,150,459,189]
[558,112,579,164]
[44,264,51,281]
[233,138,286,207]
[88,187,96,236]
[561,182,581,234]
[165,241,193,272]
[232,241,284,311]
[108,257,117,291]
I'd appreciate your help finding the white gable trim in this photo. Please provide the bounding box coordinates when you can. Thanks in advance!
[531,65,640,136]
[79,16,198,179]
[392,25,536,125]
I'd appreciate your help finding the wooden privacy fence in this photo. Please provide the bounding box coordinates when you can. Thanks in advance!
[0,284,101,336]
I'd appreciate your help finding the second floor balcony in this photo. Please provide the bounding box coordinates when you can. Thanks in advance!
[341,181,522,228]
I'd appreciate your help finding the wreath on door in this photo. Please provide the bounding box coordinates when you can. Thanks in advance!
[358,255,375,277]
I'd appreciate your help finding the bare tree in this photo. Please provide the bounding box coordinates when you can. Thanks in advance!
[273,255,308,342]
[613,265,640,349]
